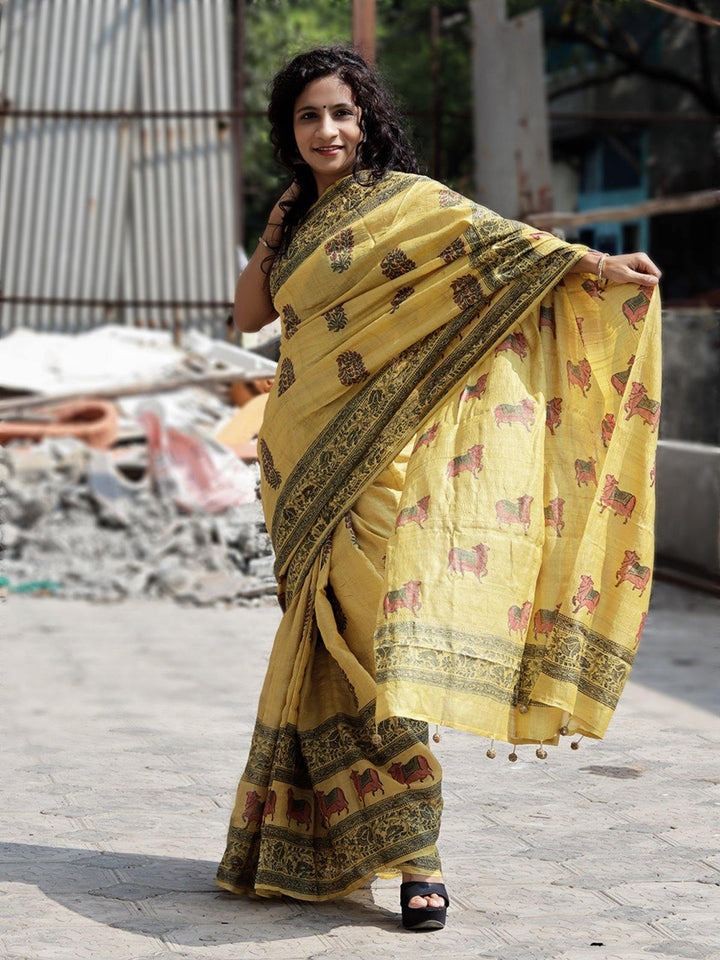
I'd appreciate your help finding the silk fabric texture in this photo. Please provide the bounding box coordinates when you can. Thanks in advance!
[217,172,660,900]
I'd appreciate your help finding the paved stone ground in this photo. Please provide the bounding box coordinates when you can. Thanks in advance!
[2,580,720,960]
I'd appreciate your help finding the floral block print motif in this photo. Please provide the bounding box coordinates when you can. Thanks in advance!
[336,350,369,386]
[450,274,487,311]
[380,247,416,280]
[281,304,301,339]
[438,187,463,207]
[325,228,355,273]
[277,358,296,396]
[439,237,466,264]
[390,286,414,313]
[325,304,348,332]
[259,439,281,490]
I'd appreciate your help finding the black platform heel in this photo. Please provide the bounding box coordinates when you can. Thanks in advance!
[400,881,449,931]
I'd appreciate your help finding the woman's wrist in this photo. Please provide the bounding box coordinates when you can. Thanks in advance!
[596,252,609,283]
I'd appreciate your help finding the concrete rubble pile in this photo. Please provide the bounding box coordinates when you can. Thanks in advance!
[0,326,279,605]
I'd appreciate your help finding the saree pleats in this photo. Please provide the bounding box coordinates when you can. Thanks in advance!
[217,455,443,900]
[217,172,660,900]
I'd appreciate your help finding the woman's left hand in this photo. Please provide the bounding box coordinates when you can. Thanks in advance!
[603,253,662,286]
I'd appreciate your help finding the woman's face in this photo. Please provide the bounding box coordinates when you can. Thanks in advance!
[293,74,362,194]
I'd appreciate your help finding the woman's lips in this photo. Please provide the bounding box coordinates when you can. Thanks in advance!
[314,146,342,155]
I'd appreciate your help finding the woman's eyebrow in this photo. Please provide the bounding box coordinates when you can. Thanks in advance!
[295,102,355,113]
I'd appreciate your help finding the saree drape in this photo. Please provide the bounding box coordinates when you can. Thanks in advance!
[217,172,660,901]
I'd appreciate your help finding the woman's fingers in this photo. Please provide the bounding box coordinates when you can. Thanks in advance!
[604,253,662,286]
[628,252,662,278]
[627,270,660,285]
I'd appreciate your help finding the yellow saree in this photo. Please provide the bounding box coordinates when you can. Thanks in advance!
[217,172,660,900]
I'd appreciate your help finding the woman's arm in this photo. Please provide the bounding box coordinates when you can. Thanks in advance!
[569,251,662,287]
[232,185,297,333]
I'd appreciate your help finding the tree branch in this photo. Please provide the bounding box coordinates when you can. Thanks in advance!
[545,22,720,114]
[548,67,635,102]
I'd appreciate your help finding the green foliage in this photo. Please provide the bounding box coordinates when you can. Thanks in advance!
[243,0,350,242]
[242,0,474,242]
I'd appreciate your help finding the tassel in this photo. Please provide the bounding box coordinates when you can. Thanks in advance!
[432,725,441,744]
[508,748,518,762]
[535,741,548,760]
[486,739,496,759]
[570,735,584,751]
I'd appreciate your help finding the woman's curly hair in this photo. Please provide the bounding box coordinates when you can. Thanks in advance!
[266,46,420,259]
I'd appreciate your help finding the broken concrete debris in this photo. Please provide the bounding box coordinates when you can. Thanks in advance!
[0,436,275,604]
[0,326,279,605]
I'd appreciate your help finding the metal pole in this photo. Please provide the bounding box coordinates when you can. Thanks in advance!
[231,0,245,248]
[352,0,377,67]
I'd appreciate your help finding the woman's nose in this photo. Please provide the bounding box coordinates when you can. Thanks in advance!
[317,111,338,137]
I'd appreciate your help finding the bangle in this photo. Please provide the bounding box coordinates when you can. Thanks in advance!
[597,252,609,283]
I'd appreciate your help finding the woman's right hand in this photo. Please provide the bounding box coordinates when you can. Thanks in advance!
[232,183,297,333]
[602,252,661,287]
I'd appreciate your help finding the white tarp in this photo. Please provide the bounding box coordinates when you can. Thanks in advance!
[0,325,276,395]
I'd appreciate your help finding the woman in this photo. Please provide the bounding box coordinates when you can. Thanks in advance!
[216,46,661,931]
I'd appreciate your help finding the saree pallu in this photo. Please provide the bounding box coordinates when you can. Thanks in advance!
[217,172,660,900]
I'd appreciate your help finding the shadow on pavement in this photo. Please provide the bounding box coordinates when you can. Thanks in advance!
[1,842,401,944]
[635,580,720,716]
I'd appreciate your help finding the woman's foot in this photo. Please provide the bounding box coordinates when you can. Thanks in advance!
[401,873,445,909]
[400,874,449,931]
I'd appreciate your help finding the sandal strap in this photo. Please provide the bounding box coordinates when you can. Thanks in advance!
[400,881,450,907]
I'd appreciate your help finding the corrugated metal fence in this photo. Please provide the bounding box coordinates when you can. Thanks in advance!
[0,0,237,338]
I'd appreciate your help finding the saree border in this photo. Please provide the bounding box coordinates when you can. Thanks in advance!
[242,701,430,786]
[218,779,442,899]
[376,613,635,712]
